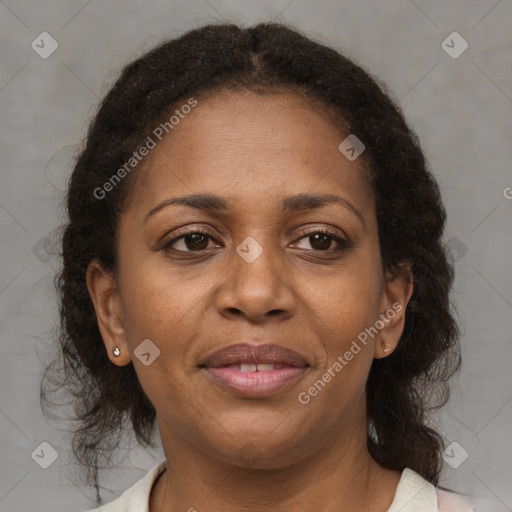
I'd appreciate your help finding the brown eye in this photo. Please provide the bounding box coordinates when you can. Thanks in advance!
[163,230,219,252]
[180,233,210,251]
[294,229,351,252]
[307,233,332,251]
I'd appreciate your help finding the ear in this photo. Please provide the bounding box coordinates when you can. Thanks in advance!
[86,258,131,366]
[373,263,413,359]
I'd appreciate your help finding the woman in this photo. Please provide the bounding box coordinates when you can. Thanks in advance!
[42,22,485,511]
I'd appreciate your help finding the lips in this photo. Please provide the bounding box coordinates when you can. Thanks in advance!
[201,343,308,368]
[200,343,309,398]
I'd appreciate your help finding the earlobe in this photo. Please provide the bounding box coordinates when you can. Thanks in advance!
[374,264,413,359]
[380,341,391,354]
[86,259,131,366]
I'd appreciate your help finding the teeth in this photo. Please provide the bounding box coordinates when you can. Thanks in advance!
[238,363,280,372]
[256,364,276,372]
[240,364,257,372]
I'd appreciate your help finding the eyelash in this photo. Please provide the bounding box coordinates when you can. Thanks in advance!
[161,227,352,254]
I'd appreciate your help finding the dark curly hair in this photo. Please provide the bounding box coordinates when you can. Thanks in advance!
[41,21,461,501]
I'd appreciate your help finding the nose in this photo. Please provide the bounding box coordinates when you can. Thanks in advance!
[214,238,296,323]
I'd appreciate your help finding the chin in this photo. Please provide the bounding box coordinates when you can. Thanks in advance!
[202,428,313,470]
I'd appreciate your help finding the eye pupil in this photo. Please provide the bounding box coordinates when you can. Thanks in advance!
[310,233,331,251]
[185,233,209,251]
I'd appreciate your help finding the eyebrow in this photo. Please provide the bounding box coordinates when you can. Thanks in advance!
[144,192,365,227]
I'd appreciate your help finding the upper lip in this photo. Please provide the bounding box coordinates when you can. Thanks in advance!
[200,343,308,368]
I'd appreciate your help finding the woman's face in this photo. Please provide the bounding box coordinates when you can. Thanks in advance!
[88,90,412,468]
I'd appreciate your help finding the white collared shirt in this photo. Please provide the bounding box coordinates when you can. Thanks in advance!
[82,459,492,511]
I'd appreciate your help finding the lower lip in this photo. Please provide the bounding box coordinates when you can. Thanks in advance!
[202,366,308,397]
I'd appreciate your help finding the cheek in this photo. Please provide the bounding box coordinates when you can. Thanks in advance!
[301,277,377,423]
[297,255,382,402]
[118,259,208,345]
[306,265,381,345]
[117,265,209,419]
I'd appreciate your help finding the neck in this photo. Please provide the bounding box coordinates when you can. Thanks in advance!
[150,418,401,512]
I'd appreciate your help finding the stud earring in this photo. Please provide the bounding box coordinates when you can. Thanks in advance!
[381,341,391,353]
[113,347,121,357]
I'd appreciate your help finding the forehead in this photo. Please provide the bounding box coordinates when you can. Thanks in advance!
[126,90,374,219]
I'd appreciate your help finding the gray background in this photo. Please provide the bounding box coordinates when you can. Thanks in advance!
[1,1,511,511]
